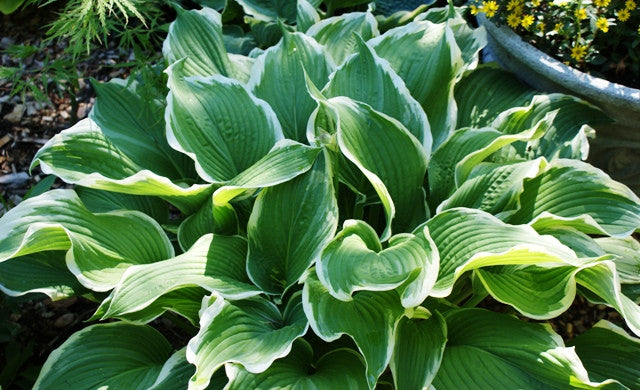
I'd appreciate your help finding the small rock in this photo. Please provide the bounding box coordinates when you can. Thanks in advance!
[0,37,13,50]
[3,104,25,123]
[42,116,53,122]
[50,296,78,309]
[0,172,29,185]
[59,110,70,120]
[54,313,76,328]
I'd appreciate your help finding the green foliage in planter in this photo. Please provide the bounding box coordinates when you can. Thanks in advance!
[1,3,640,389]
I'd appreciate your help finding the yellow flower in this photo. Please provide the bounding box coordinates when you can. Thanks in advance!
[537,21,546,32]
[594,0,611,6]
[575,7,587,19]
[618,8,631,21]
[507,0,521,10]
[596,17,609,32]
[521,14,535,28]
[483,1,499,17]
[554,22,563,33]
[571,45,587,61]
[531,0,541,6]
[625,0,636,9]
[470,5,480,14]
[507,13,521,28]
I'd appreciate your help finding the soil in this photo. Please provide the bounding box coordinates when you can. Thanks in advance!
[0,4,635,390]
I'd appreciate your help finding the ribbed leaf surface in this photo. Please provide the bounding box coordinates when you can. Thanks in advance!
[187,294,308,389]
[34,323,172,389]
[317,220,439,308]
[595,237,640,284]
[511,159,640,237]
[324,36,431,152]
[0,189,173,291]
[370,21,463,148]
[247,152,338,294]
[225,339,368,389]
[32,119,212,214]
[332,96,428,239]
[303,273,404,388]
[90,79,194,179]
[213,140,321,206]
[101,234,260,319]
[424,208,578,297]
[248,30,332,142]
[433,309,614,389]
[569,321,640,388]
[391,313,447,390]
[163,7,232,78]
[307,12,379,65]
[166,63,283,183]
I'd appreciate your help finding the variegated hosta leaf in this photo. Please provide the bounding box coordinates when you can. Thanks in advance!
[568,321,640,389]
[163,7,233,78]
[595,237,640,284]
[296,0,320,33]
[447,16,486,72]
[213,140,321,206]
[32,119,212,214]
[437,158,547,216]
[248,29,333,142]
[370,20,463,148]
[247,151,338,294]
[90,79,195,180]
[225,339,369,389]
[235,0,299,23]
[0,251,85,300]
[316,220,439,308]
[149,348,197,390]
[76,186,169,225]
[177,199,238,251]
[323,36,431,153]
[33,323,173,390]
[303,272,405,388]
[390,312,447,390]
[329,96,429,239]
[100,234,261,319]
[428,123,546,209]
[0,189,173,291]
[491,94,606,161]
[94,287,206,326]
[166,62,283,183]
[455,65,537,129]
[510,159,640,237]
[476,259,640,336]
[306,12,379,66]
[433,308,618,389]
[187,293,309,390]
[423,208,579,297]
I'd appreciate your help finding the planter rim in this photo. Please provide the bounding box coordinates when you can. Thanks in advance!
[477,14,640,109]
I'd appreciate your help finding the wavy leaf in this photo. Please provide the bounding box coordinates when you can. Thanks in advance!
[510,159,640,237]
[32,119,212,214]
[101,234,261,319]
[187,293,308,389]
[317,220,439,308]
[303,272,404,388]
[423,208,578,297]
[0,189,173,291]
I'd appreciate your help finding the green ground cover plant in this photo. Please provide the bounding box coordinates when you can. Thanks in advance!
[1,2,639,388]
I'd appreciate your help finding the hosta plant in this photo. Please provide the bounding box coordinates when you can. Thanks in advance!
[1,3,640,389]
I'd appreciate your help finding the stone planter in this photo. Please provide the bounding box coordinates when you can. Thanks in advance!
[477,14,640,193]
